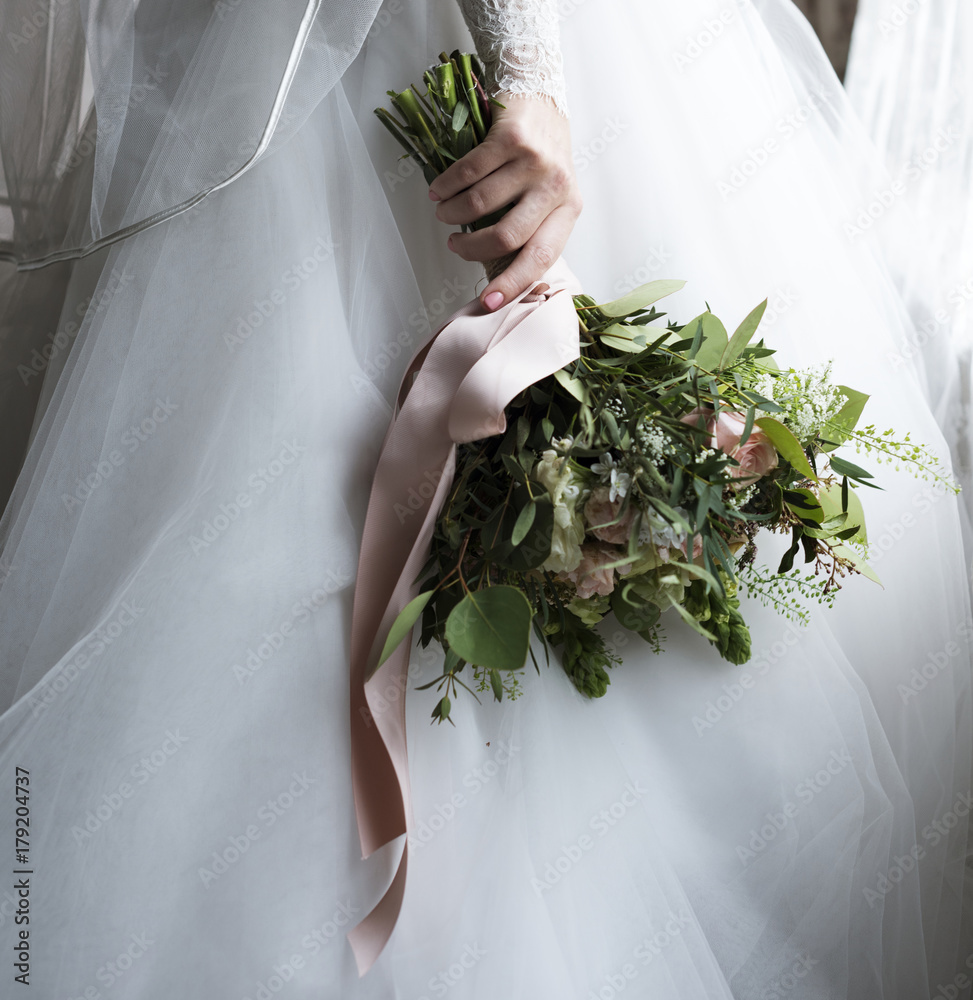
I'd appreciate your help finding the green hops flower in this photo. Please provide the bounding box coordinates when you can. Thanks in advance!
[551,620,617,698]
[686,579,751,665]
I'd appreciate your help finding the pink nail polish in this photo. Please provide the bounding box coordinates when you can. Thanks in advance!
[428,189,441,202]
[484,291,504,311]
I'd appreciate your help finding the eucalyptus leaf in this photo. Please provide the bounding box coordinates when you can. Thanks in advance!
[821,386,869,452]
[553,368,588,402]
[755,417,818,481]
[694,313,729,371]
[819,482,868,544]
[511,500,536,547]
[374,591,435,674]
[445,586,533,670]
[598,279,687,318]
[611,586,662,632]
[600,323,650,353]
[828,454,878,484]
[833,543,883,586]
[720,299,768,369]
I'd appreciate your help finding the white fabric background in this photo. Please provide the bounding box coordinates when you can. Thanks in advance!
[0,1,969,997]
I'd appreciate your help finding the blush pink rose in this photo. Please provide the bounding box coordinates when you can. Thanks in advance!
[584,486,637,544]
[681,407,778,483]
[678,533,704,560]
[559,543,631,599]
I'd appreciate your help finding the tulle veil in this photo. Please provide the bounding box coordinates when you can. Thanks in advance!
[0,1,970,997]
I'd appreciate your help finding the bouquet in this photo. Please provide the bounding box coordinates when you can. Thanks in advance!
[374,54,956,724]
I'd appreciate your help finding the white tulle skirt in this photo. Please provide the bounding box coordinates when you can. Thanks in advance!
[0,1,970,997]
[845,0,973,533]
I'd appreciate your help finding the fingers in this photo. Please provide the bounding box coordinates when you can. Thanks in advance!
[427,139,507,203]
[446,195,548,263]
[477,204,580,310]
[434,164,523,226]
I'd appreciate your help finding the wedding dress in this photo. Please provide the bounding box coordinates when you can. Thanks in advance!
[844,0,973,530]
[0,1,970,998]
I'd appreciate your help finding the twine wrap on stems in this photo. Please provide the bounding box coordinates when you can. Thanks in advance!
[483,250,517,282]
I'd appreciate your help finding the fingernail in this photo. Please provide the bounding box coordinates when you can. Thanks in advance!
[447,235,454,251]
[428,189,441,201]
[484,291,504,311]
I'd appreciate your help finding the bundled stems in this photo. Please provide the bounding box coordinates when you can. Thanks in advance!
[376,52,513,281]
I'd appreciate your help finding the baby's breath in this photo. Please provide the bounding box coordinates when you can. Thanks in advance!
[755,361,847,444]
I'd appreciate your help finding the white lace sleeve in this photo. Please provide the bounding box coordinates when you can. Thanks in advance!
[456,0,569,117]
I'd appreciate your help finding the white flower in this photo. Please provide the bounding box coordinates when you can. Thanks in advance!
[637,505,689,551]
[608,468,631,502]
[754,360,846,445]
[591,452,616,478]
[636,420,668,465]
[591,452,631,501]
[533,450,586,573]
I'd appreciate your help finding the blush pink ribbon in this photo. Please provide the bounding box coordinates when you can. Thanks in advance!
[348,257,582,975]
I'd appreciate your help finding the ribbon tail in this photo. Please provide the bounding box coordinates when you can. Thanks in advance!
[346,257,583,974]
[348,849,408,977]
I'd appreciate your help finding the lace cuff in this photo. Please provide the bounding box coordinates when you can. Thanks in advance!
[456,0,569,117]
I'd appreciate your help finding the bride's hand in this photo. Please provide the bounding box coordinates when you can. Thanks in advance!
[427,93,582,311]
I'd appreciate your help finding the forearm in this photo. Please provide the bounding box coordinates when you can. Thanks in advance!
[456,0,569,116]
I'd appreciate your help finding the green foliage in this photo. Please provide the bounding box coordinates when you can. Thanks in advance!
[372,53,953,726]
